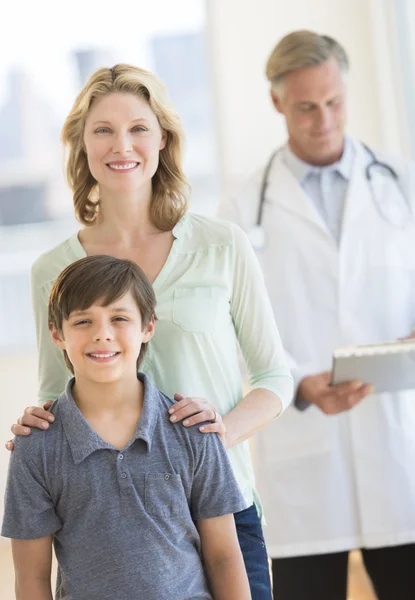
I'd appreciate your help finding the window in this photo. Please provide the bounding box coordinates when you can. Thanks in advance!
[0,0,219,359]
[390,0,415,156]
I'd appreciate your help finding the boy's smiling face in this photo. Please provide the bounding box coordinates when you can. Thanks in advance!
[51,291,154,385]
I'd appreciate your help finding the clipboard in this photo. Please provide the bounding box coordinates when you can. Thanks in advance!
[331,340,415,394]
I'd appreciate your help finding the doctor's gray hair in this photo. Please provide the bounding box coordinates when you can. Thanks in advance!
[266,30,349,96]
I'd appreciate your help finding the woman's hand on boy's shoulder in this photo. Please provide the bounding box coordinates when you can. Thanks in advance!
[169,394,227,447]
[5,401,55,451]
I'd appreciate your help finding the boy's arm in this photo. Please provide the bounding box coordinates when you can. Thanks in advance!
[12,537,53,600]
[196,515,251,600]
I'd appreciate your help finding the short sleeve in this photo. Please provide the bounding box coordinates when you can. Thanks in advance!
[190,433,248,521]
[1,437,62,539]
[31,267,72,405]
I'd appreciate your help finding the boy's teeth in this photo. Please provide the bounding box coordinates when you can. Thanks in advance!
[90,352,117,358]
[108,163,137,170]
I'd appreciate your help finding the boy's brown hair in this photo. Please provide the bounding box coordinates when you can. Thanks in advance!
[48,255,156,373]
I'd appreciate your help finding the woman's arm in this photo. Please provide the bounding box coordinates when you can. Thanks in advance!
[167,224,293,447]
[196,515,251,600]
[7,268,70,446]
[30,267,71,405]
[222,223,293,444]
[223,388,280,448]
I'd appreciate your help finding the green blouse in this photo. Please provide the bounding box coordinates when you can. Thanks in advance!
[31,213,293,509]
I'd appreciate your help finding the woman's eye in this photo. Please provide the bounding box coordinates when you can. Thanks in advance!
[95,128,111,134]
[132,126,147,133]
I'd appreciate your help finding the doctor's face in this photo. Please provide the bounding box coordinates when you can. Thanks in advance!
[271,58,347,166]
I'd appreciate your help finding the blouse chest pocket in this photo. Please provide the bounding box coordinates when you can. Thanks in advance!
[173,286,227,333]
[145,473,186,517]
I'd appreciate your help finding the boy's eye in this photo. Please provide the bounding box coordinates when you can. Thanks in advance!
[113,316,128,322]
[74,319,90,326]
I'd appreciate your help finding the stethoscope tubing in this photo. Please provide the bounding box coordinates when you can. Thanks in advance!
[257,143,400,227]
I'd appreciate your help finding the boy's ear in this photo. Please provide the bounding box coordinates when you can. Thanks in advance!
[49,323,66,350]
[142,315,156,343]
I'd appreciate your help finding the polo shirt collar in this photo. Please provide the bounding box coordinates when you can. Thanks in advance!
[59,373,160,464]
[281,135,354,184]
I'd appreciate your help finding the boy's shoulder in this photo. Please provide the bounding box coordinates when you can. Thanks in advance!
[11,400,64,467]
[143,375,213,455]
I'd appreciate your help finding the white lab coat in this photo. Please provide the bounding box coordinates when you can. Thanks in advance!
[219,138,415,558]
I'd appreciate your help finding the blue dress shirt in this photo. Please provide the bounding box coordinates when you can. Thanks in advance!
[280,136,355,244]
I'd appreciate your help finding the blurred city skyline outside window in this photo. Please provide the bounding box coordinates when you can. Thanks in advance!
[0,0,219,356]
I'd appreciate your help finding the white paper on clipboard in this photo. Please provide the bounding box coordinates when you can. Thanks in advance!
[331,340,415,394]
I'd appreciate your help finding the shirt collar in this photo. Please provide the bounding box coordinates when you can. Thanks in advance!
[171,213,187,240]
[59,372,160,464]
[281,135,354,184]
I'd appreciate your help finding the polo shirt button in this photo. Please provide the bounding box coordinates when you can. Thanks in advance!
[164,474,170,481]
[118,454,124,460]
[121,472,127,479]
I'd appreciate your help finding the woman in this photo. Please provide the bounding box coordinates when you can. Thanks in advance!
[8,64,293,599]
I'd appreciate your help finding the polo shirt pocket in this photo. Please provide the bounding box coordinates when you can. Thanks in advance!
[145,473,186,517]
[173,286,223,333]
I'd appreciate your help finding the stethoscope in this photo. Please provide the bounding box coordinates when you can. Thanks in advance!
[250,143,410,250]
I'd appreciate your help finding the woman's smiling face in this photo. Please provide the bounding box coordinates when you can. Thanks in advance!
[83,92,166,196]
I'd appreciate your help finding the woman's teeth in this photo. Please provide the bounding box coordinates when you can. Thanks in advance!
[107,163,138,170]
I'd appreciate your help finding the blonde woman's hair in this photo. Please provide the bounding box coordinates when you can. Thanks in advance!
[266,30,349,95]
[61,64,190,230]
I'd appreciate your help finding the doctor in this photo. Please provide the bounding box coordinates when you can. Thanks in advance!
[219,30,415,600]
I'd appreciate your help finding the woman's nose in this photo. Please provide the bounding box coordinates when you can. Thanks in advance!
[112,133,132,154]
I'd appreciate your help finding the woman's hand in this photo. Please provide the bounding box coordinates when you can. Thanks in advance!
[5,401,55,451]
[170,394,227,447]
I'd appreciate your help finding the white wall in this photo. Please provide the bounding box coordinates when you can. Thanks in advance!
[207,0,405,189]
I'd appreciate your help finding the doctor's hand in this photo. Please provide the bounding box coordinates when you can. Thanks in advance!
[297,372,374,415]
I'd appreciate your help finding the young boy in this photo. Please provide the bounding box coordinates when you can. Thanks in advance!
[2,255,251,600]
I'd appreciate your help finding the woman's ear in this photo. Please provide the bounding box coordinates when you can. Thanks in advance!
[159,132,167,151]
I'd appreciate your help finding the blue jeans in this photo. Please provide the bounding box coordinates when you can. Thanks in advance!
[234,504,272,600]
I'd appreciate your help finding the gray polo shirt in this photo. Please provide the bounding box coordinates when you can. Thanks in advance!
[2,374,247,600]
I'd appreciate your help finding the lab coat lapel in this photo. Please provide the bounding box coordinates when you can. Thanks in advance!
[338,140,368,240]
[267,154,334,242]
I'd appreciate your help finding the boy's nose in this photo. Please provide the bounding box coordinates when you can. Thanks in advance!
[93,325,114,342]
